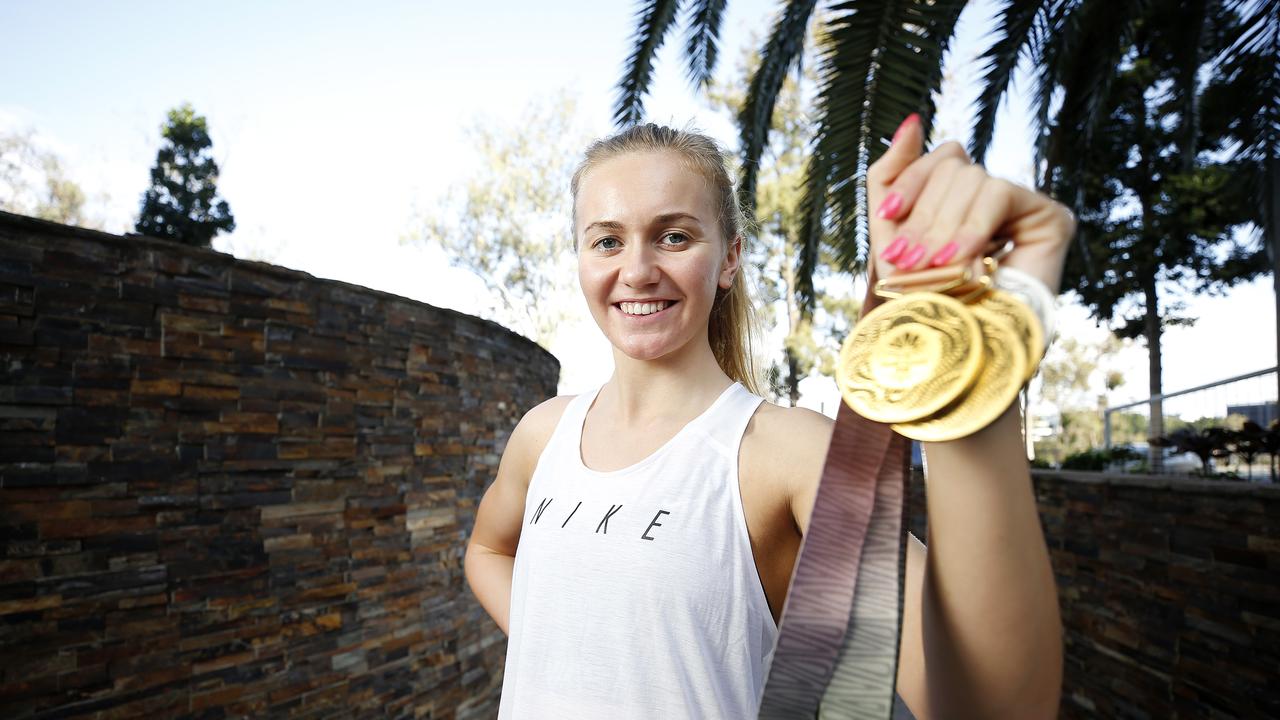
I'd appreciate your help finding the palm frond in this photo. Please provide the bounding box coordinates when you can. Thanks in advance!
[970,0,1053,163]
[737,0,820,222]
[1044,0,1147,193]
[1219,0,1279,59]
[1168,0,1211,165]
[1218,0,1279,163]
[614,0,686,127]
[684,0,729,89]
[1027,0,1076,189]
[794,0,965,314]
[794,4,884,314]
[868,0,968,165]
[795,149,833,316]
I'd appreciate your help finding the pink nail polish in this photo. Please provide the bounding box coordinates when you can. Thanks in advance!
[897,243,926,269]
[881,236,909,262]
[927,241,959,267]
[876,192,903,220]
[892,113,920,144]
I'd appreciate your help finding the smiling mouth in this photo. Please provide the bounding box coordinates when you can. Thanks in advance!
[615,300,678,317]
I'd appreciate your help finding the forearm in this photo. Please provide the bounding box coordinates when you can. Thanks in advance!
[463,544,515,635]
[918,402,1062,717]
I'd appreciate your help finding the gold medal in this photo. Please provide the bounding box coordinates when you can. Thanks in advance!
[838,254,1047,441]
[974,287,1043,382]
[836,292,982,424]
[892,305,1027,442]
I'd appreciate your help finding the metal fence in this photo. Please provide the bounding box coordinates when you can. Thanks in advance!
[1102,367,1277,477]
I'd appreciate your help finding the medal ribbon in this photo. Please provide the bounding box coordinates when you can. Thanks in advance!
[757,268,911,719]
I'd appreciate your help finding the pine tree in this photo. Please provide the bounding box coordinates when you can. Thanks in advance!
[1052,6,1267,469]
[135,103,235,246]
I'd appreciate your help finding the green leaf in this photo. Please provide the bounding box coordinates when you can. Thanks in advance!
[684,0,729,88]
[614,0,686,127]
[738,0,821,221]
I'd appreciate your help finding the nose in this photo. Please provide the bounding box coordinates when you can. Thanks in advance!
[619,240,660,287]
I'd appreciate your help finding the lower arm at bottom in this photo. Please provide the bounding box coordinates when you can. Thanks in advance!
[918,403,1063,717]
[464,544,515,636]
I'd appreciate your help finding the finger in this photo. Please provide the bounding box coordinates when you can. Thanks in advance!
[871,140,971,224]
[868,141,970,271]
[944,177,1069,294]
[881,156,972,273]
[866,114,924,190]
[918,165,993,269]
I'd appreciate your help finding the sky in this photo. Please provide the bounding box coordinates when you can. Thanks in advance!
[1,0,1274,420]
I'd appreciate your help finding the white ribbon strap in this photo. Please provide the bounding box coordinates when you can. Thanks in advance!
[993,265,1058,352]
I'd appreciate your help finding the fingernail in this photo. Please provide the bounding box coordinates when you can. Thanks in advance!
[896,243,926,269]
[892,113,920,144]
[880,236,909,262]
[927,241,959,267]
[876,192,903,220]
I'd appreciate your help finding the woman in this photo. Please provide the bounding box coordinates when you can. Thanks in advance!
[465,117,1071,719]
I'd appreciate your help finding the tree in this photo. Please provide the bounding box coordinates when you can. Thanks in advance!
[405,93,589,349]
[1032,333,1129,464]
[1052,5,1268,469]
[135,103,235,247]
[1232,421,1268,480]
[0,129,92,226]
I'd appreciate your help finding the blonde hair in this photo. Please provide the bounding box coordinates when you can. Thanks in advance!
[570,123,763,396]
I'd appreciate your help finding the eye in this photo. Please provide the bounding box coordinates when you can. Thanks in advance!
[661,231,690,247]
[593,236,620,251]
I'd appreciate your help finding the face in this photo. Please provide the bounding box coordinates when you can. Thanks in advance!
[574,151,741,362]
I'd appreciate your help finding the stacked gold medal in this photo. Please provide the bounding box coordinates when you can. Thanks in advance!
[836,256,1044,442]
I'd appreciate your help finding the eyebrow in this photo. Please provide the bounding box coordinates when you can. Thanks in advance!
[583,212,704,235]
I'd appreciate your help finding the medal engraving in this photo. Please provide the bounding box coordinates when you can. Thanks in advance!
[975,288,1043,382]
[893,306,1027,442]
[837,294,982,424]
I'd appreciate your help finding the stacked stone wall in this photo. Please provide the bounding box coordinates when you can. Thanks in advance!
[0,211,557,719]
[907,468,1280,718]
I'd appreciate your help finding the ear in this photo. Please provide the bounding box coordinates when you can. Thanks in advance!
[719,234,742,289]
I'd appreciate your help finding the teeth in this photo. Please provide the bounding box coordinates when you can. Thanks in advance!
[620,301,671,316]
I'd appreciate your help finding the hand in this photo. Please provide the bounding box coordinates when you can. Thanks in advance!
[866,114,1076,295]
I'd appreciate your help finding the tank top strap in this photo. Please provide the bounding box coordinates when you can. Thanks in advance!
[697,382,766,457]
[545,386,600,454]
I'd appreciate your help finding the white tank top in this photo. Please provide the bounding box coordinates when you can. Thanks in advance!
[497,381,780,719]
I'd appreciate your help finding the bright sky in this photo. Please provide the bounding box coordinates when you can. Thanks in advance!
[2,0,1274,417]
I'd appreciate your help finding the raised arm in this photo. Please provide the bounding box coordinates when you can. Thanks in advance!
[781,114,1072,717]
[857,113,1071,718]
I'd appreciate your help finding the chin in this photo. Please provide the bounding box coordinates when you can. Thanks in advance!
[607,336,671,361]
[617,344,676,362]
[609,329,705,362]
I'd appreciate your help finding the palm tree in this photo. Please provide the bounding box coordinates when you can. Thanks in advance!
[613,0,1278,316]
[616,0,967,310]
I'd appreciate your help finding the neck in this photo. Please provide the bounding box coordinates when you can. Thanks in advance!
[602,334,735,425]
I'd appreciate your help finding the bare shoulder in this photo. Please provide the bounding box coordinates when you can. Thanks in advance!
[505,393,577,476]
[744,400,835,463]
[517,393,577,438]
[741,400,835,528]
